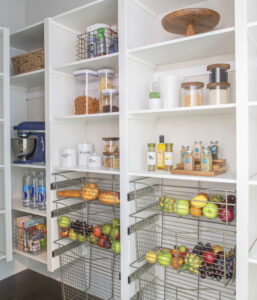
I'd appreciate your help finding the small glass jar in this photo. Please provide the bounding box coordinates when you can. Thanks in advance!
[147,143,156,171]
[73,69,99,115]
[207,82,230,105]
[104,154,120,169]
[98,69,115,113]
[209,141,219,160]
[193,141,202,160]
[184,150,195,171]
[102,89,119,113]
[207,63,230,83]
[180,146,189,164]
[201,149,213,171]
[182,82,204,107]
[164,143,173,171]
[103,137,119,155]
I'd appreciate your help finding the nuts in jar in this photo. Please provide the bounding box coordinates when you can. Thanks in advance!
[103,137,119,155]
[104,154,119,169]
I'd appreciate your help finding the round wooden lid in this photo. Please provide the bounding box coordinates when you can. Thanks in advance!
[162,8,220,37]
[182,82,204,89]
[207,63,231,71]
[207,82,230,89]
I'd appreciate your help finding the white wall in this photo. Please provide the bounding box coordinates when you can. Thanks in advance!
[0,0,26,32]
[25,0,94,26]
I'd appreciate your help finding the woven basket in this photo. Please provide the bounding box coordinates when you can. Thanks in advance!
[12,49,44,75]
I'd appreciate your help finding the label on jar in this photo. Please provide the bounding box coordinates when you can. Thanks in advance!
[147,152,156,166]
[165,152,173,166]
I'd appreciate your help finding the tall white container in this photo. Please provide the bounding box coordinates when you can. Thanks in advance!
[60,147,77,168]
[77,141,94,167]
[160,75,180,108]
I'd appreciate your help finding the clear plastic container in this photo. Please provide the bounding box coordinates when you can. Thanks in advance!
[102,89,119,113]
[73,69,99,114]
[103,137,119,155]
[98,69,115,113]
[181,82,204,107]
[207,82,230,105]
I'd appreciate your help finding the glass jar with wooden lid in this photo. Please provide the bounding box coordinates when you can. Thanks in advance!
[207,82,230,105]
[207,63,230,83]
[181,82,204,107]
[103,137,119,155]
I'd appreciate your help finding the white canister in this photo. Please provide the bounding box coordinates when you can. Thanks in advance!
[88,153,102,168]
[60,147,77,168]
[77,141,94,167]
[160,75,180,108]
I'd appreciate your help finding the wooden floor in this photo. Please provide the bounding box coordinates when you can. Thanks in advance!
[0,269,62,300]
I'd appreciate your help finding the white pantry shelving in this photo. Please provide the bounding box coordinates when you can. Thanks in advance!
[54,166,120,175]
[10,69,45,89]
[11,163,46,169]
[12,197,46,217]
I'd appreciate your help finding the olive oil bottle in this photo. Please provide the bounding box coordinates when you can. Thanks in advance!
[157,135,165,170]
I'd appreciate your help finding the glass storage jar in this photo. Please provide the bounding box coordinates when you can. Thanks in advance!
[207,82,230,105]
[103,137,119,155]
[102,89,119,113]
[182,82,204,107]
[164,143,173,171]
[201,149,213,171]
[73,69,99,115]
[180,145,189,164]
[104,154,120,169]
[207,63,230,83]
[98,69,115,113]
[184,150,195,171]
[147,143,156,171]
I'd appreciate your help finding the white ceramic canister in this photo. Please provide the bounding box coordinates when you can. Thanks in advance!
[159,75,181,108]
[148,80,162,110]
[60,146,77,168]
[77,141,94,167]
[88,153,102,168]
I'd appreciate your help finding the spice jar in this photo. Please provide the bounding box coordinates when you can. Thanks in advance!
[182,82,204,107]
[147,143,156,171]
[103,137,119,155]
[209,141,219,159]
[74,69,99,114]
[180,146,189,164]
[104,154,119,169]
[102,89,119,113]
[88,153,101,168]
[98,69,115,113]
[207,63,230,83]
[193,141,202,160]
[164,143,173,171]
[184,150,195,171]
[207,82,230,105]
[201,149,213,171]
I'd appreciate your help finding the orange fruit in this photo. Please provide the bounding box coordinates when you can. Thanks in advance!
[190,206,202,217]
[171,257,184,269]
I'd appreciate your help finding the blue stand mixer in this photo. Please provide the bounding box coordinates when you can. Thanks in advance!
[11,122,45,164]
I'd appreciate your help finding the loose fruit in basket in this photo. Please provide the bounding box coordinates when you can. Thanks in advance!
[110,226,120,240]
[81,183,99,201]
[98,236,107,248]
[171,256,184,270]
[93,226,102,238]
[99,191,120,205]
[60,228,69,238]
[170,247,181,258]
[190,206,202,217]
[112,218,120,226]
[219,206,234,223]
[87,233,98,245]
[210,194,224,206]
[103,239,112,249]
[157,249,172,267]
[191,193,208,208]
[112,240,121,254]
[183,253,202,275]
[203,250,217,264]
[174,200,189,216]
[68,229,77,241]
[102,224,112,236]
[58,216,71,228]
[78,233,85,243]
[178,245,189,259]
[213,245,223,254]
[202,202,218,219]
[145,251,157,264]
[158,195,175,213]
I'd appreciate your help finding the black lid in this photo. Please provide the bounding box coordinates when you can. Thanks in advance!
[159,135,164,143]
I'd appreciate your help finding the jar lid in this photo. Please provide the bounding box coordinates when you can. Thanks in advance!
[103,152,120,156]
[207,63,230,71]
[194,140,202,144]
[97,69,115,76]
[181,82,204,89]
[187,150,193,154]
[149,92,160,99]
[207,82,230,89]
[202,149,210,155]
[73,69,98,77]
[148,143,156,147]
[102,89,119,96]
[102,137,119,141]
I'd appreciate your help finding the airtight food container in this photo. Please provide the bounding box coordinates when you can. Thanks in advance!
[182,82,204,107]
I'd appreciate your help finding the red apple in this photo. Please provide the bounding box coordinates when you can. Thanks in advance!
[60,228,69,238]
[93,226,102,238]
[203,250,217,265]
[219,207,235,223]
[181,248,189,259]
[98,236,107,248]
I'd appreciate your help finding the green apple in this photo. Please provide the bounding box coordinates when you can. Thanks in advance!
[112,218,120,226]
[178,245,187,253]
[58,216,71,228]
[157,249,172,267]
[112,240,121,254]
[174,200,189,216]
[203,202,218,219]
[68,229,77,241]
[110,226,120,240]
[77,234,85,243]
[102,224,112,236]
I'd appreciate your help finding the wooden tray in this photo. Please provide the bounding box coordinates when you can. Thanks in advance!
[171,159,227,177]
[162,8,220,37]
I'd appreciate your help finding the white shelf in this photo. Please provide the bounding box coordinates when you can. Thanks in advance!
[14,248,47,264]
[55,53,119,74]
[54,166,120,175]
[11,69,45,89]
[0,165,4,169]
[128,27,235,68]
[12,198,46,217]
[10,22,44,52]
[12,163,46,169]
[249,239,257,264]
[129,104,236,119]
[249,174,257,185]
[0,210,6,215]
[0,252,6,261]
[53,112,119,123]
[129,170,236,184]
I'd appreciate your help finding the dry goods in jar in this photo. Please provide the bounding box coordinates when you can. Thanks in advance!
[103,137,119,155]
[182,82,204,107]
[207,82,230,105]
[184,150,195,170]
[75,95,99,114]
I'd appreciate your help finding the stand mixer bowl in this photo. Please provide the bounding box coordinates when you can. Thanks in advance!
[11,138,37,161]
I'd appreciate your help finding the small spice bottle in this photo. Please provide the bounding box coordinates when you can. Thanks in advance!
[209,141,219,160]
[180,146,189,164]
[193,141,202,160]
[184,150,195,171]
[147,143,156,171]
[201,149,213,171]
[164,143,173,171]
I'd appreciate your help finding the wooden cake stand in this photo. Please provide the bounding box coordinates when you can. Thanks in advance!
[162,8,220,37]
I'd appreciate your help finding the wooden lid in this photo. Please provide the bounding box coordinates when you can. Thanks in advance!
[102,137,119,141]
[182,82,204,89]
[207,82,230,89]
[207,63,231,71]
